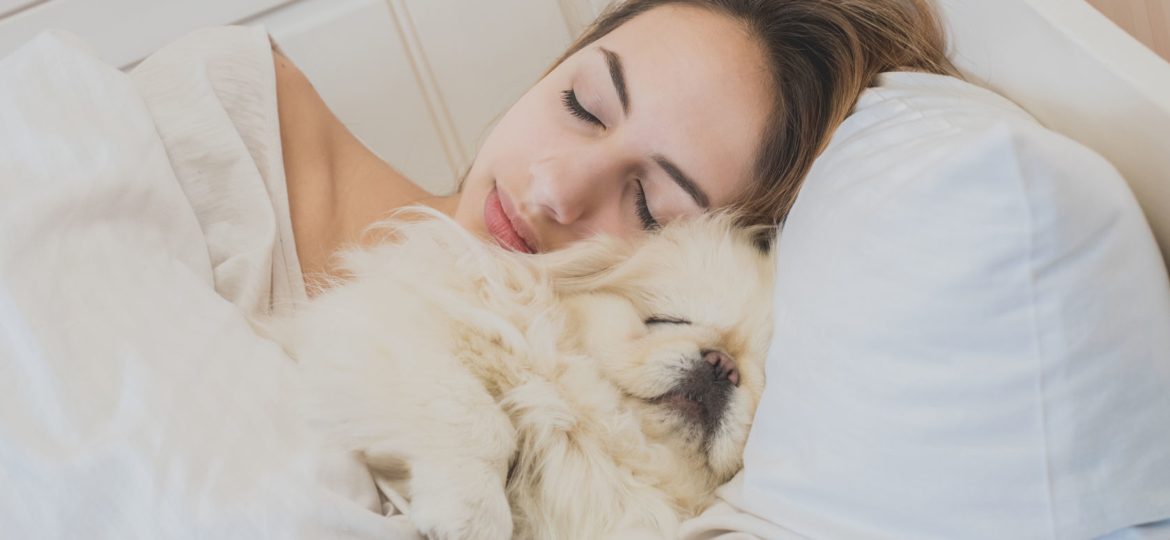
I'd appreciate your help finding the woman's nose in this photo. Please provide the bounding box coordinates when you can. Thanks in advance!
[527,151,622,228]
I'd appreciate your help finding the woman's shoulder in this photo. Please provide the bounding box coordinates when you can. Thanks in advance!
[132,26,436,292]
[272,45,347,289]
[272,45,444,292]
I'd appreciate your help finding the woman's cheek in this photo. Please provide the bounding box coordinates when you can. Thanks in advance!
[504,98,577,175]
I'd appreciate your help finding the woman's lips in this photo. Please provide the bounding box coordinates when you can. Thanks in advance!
[484,186,535,254]
[498,187,539,252]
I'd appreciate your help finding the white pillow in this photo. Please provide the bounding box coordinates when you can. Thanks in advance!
[741,72,1170,539]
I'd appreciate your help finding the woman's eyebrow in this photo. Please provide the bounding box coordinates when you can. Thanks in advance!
[653,154,710,209]
[599,47,630,115]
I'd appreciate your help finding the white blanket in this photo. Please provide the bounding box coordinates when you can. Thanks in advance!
[0,31,422,540]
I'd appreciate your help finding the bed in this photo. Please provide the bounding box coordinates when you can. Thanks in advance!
[0,1,1168,539]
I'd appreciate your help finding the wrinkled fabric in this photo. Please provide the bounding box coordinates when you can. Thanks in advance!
[0,28,420,540]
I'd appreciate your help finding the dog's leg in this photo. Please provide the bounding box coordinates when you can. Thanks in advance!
[297,340,516,540]
[359,363,516,540]
[407,450,514,540]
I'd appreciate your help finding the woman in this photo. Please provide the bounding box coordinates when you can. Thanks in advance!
[277,0,952,291]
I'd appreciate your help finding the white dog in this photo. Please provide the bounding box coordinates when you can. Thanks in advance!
[265,209,775,540]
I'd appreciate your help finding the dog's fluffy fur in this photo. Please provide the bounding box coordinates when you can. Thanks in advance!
[265,209,775,540]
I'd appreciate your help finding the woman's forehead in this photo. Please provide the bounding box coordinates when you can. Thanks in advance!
[587,4,773,206]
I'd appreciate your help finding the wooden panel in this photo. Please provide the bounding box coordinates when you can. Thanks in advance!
[1086,0,1170,61]
[255,0,456,195]
[1149,0,1170,57]
[393,0,575,167]
[0,0,290,68]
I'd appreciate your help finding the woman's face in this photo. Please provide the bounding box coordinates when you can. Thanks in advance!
[453,4,773,253]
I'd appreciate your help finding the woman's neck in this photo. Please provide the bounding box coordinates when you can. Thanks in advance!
[276,50,464,292]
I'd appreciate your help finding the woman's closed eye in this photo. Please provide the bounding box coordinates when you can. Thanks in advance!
[634,180,659,231]
[561,89,604,128]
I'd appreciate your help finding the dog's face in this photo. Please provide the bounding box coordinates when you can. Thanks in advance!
[551,214,775,483]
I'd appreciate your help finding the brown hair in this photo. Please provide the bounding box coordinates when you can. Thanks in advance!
[552,0,952,236]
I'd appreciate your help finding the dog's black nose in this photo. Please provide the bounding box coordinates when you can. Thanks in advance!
[703,350,739,386]
[659,351,738,435]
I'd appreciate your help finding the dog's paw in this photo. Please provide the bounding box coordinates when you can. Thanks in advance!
[408,459,512,540]
[411,485,512,540]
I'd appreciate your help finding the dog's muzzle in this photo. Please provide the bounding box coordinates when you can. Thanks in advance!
[654,350,739,438]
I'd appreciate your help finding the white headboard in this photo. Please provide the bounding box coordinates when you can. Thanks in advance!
[935,0,1170,270]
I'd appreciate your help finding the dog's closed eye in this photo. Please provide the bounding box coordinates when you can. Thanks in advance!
[644,316,691,326]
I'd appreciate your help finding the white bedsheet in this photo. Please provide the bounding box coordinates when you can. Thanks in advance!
[0,31,421,540]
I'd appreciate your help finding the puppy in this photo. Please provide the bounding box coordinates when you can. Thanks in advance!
[266,209,775,540]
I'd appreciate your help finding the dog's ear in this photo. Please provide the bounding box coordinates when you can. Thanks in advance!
[539,233,639,294]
